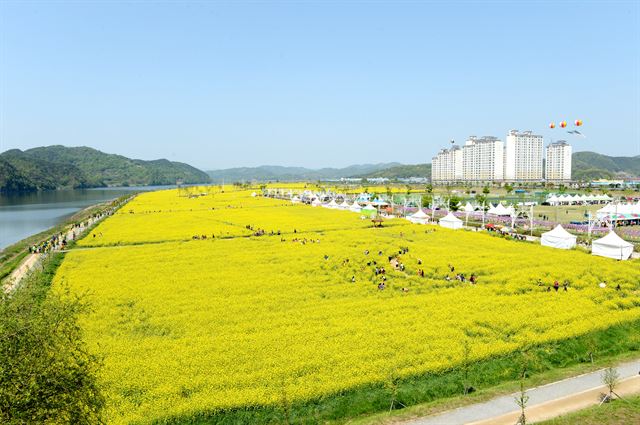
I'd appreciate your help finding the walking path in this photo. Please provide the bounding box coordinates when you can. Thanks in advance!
[405,359,640,425]
[2,209,112,293]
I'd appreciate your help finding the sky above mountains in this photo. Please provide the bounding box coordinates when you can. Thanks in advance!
[1,1,639,169]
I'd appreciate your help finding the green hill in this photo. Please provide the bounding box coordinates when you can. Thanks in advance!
[206,163,401,182]
[572,151,640,181]
[0,146,210,193]
[356,163,431,179]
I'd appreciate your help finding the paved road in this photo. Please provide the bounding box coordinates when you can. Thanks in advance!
[405,359,640,425]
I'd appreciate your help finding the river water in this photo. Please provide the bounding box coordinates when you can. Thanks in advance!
[0,186,174,249]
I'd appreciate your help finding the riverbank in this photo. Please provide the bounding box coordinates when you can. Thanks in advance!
[0,195,132,286]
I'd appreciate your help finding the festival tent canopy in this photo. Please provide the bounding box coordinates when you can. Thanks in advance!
[408,208,429,224]
[492,203,513,216]
[439,212,463,229]
[463,202,475,212]
[291,196,301,204]
[311,198,322,207]
[592,231,634,260]
[547,195,559,204]
[325,199,339,209]
[541,225,577,250]
[349,200,362,212]
[339,200,350,209]
[361,203,377,216]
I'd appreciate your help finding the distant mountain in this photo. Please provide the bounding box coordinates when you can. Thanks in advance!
[0,146,210,193]
[572,151,640,181]
[206,163,401,182]
[356,163,432,179]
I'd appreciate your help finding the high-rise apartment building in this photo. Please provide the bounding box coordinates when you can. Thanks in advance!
[545,141,572,182]
[431,145,462,183]
[462,136,504,182]
[504,130,544,181]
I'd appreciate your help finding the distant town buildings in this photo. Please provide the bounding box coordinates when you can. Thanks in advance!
[545,141,572,182]
[431,130,570,184]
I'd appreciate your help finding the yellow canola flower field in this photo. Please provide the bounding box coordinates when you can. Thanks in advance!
[80,189,398,247]
[55,189,640,423]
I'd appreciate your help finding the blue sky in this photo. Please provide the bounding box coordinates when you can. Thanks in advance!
[1,1,639,169]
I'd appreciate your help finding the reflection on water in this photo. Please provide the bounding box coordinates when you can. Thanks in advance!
[0,186,175,249]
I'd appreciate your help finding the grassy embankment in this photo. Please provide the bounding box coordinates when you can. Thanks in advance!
[536,394,640,425]
[159,319,640,424]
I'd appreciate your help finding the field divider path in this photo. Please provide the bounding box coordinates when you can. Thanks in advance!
[404,358,640,425]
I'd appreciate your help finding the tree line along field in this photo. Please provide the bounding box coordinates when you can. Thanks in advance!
[53,188,640,424]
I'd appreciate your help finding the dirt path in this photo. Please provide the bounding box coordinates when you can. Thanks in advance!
[2,214,105,294]
[3,253,42,293]
[404,359,640,425]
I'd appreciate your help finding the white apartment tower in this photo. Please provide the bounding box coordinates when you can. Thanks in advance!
[504,130,544,181]
[431,145,462,183]
[462,136,504,182]
[545,141,572,182]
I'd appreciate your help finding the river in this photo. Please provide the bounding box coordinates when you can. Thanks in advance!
[0,186,174,249]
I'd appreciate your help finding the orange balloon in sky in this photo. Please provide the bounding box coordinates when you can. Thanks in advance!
[560,121,567,128]
[549,122,555,129]
[574,119,583,126]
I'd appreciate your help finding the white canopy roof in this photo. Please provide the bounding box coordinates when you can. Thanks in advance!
[411,209,428,219]
[439,212,463,229]
[592,231,634,260]
[326,199,339,208]
[463,202,475,212]
[541,225,577,250]
[362,203,377,211]
[491,203,513,216]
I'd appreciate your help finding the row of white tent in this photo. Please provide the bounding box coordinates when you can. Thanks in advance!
[596,202,640,218]
[292,195,634,261]
[540,225,633,260]
[546,194,612,205]
[406,209,464,229]
[409,208,634,260]
[292,196,379,214]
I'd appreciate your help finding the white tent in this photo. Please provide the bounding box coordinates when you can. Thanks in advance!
[592,232,634,260]
[325,199,339,209]
[361,203,377,216]
[311,198,322,207]
[492,203,513,216]
[463,202,475,213]
[339,199,350,209]
[439,212,463,229]
[251,192,257,197]
[349,200,362,212]
[408,209,429,224]
[541,225,577,250]
[547,195,559,205]
[291,196,301,204]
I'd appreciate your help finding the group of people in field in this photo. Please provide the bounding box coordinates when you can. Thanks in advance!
[29,210,111,254]
[335,242,483,293]
[245,224,282,237]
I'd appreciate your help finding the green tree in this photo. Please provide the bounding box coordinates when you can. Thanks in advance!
[449,195,463,211]
[0,255,104,424]
[505,184,514,195]
[425,184,433,194]
[482,186,490,195]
